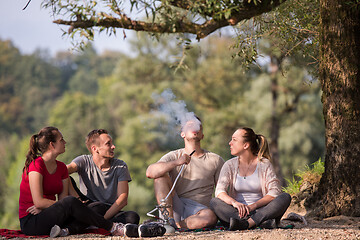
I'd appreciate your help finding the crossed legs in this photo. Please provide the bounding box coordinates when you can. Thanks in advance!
[153,175,217,229]
[210,193,291,229]
[69,176,140,224]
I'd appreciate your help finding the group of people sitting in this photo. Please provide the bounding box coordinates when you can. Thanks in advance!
[19,117,291,238]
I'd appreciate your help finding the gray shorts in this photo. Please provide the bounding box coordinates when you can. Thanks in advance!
[172,194,208,222]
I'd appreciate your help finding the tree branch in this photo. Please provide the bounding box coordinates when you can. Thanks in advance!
[53,15,199,36]
[52,0,286,39]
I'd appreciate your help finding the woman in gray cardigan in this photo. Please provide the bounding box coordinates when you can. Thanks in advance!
[210,127,291,230]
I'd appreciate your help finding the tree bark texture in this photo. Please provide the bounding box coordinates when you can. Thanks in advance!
[269,56,285,186]
[305,0,360,217]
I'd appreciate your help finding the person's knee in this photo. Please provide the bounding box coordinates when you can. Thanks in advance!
[127,211,140,224]
[210,197,229,216]
[281,192,292,206]
[196,209,218,228]
[88,201,109,215]
[154,175,171,188]
[210,197,221,210]
[61,195,78,205]
[284,192,291,201]
[58,196,80,211]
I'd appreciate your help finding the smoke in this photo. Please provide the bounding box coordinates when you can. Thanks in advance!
[151,89,201,134]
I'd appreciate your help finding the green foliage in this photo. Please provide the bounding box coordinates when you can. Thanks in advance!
[233,0,320,68]
[284,176,302,195]
[0,137,29,229]
[0,135,19,218]
[0,39,64,135]
[283,158,324,195]
[55,44,124,95]
[297,157,325,180]
[49,92,112,163]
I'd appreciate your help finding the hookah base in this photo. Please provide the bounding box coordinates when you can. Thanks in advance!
[164,223,176,234]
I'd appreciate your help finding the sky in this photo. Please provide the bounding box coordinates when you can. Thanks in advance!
[0,0,133,56]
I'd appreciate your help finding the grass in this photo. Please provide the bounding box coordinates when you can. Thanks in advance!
[283,158,324,195]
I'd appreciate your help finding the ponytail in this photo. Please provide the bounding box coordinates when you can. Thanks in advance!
[24,135,39,174]
[256,134,272,162]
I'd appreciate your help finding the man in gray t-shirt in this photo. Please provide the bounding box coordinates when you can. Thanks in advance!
[67,129,139,224]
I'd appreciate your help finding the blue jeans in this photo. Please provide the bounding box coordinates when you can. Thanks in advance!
[210,193,291,227]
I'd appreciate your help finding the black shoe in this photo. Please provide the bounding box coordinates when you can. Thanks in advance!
[259,219,276,229]
[229,217,249,231]
[124,223,139,237]
[138,222,166,238]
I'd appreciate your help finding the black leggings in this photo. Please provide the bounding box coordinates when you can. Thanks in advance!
[20,196,113,236]
[210,193,291,227]
[70,176,140,224]
[87,201,140,224]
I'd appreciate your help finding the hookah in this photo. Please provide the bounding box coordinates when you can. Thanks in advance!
[147,149,196,234]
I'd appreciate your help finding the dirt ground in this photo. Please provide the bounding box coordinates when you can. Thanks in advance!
[27,206,360,240]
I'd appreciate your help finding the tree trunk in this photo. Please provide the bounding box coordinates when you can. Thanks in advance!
[269,56,285,186]
[305,0,360,217]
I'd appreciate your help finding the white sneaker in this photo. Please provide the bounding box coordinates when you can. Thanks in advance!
[50,225,69,238]
[111,222,125,236]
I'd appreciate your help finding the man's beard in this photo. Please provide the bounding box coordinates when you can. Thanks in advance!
[187,136,201,142]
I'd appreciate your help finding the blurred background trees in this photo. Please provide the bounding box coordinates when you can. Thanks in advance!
[0,30,324,227]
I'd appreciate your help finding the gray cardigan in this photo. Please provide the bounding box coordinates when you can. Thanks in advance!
[215,157,281,199]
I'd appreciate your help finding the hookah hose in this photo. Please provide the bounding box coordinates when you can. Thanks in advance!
[147,149,196,219]
[163,149,196,202]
